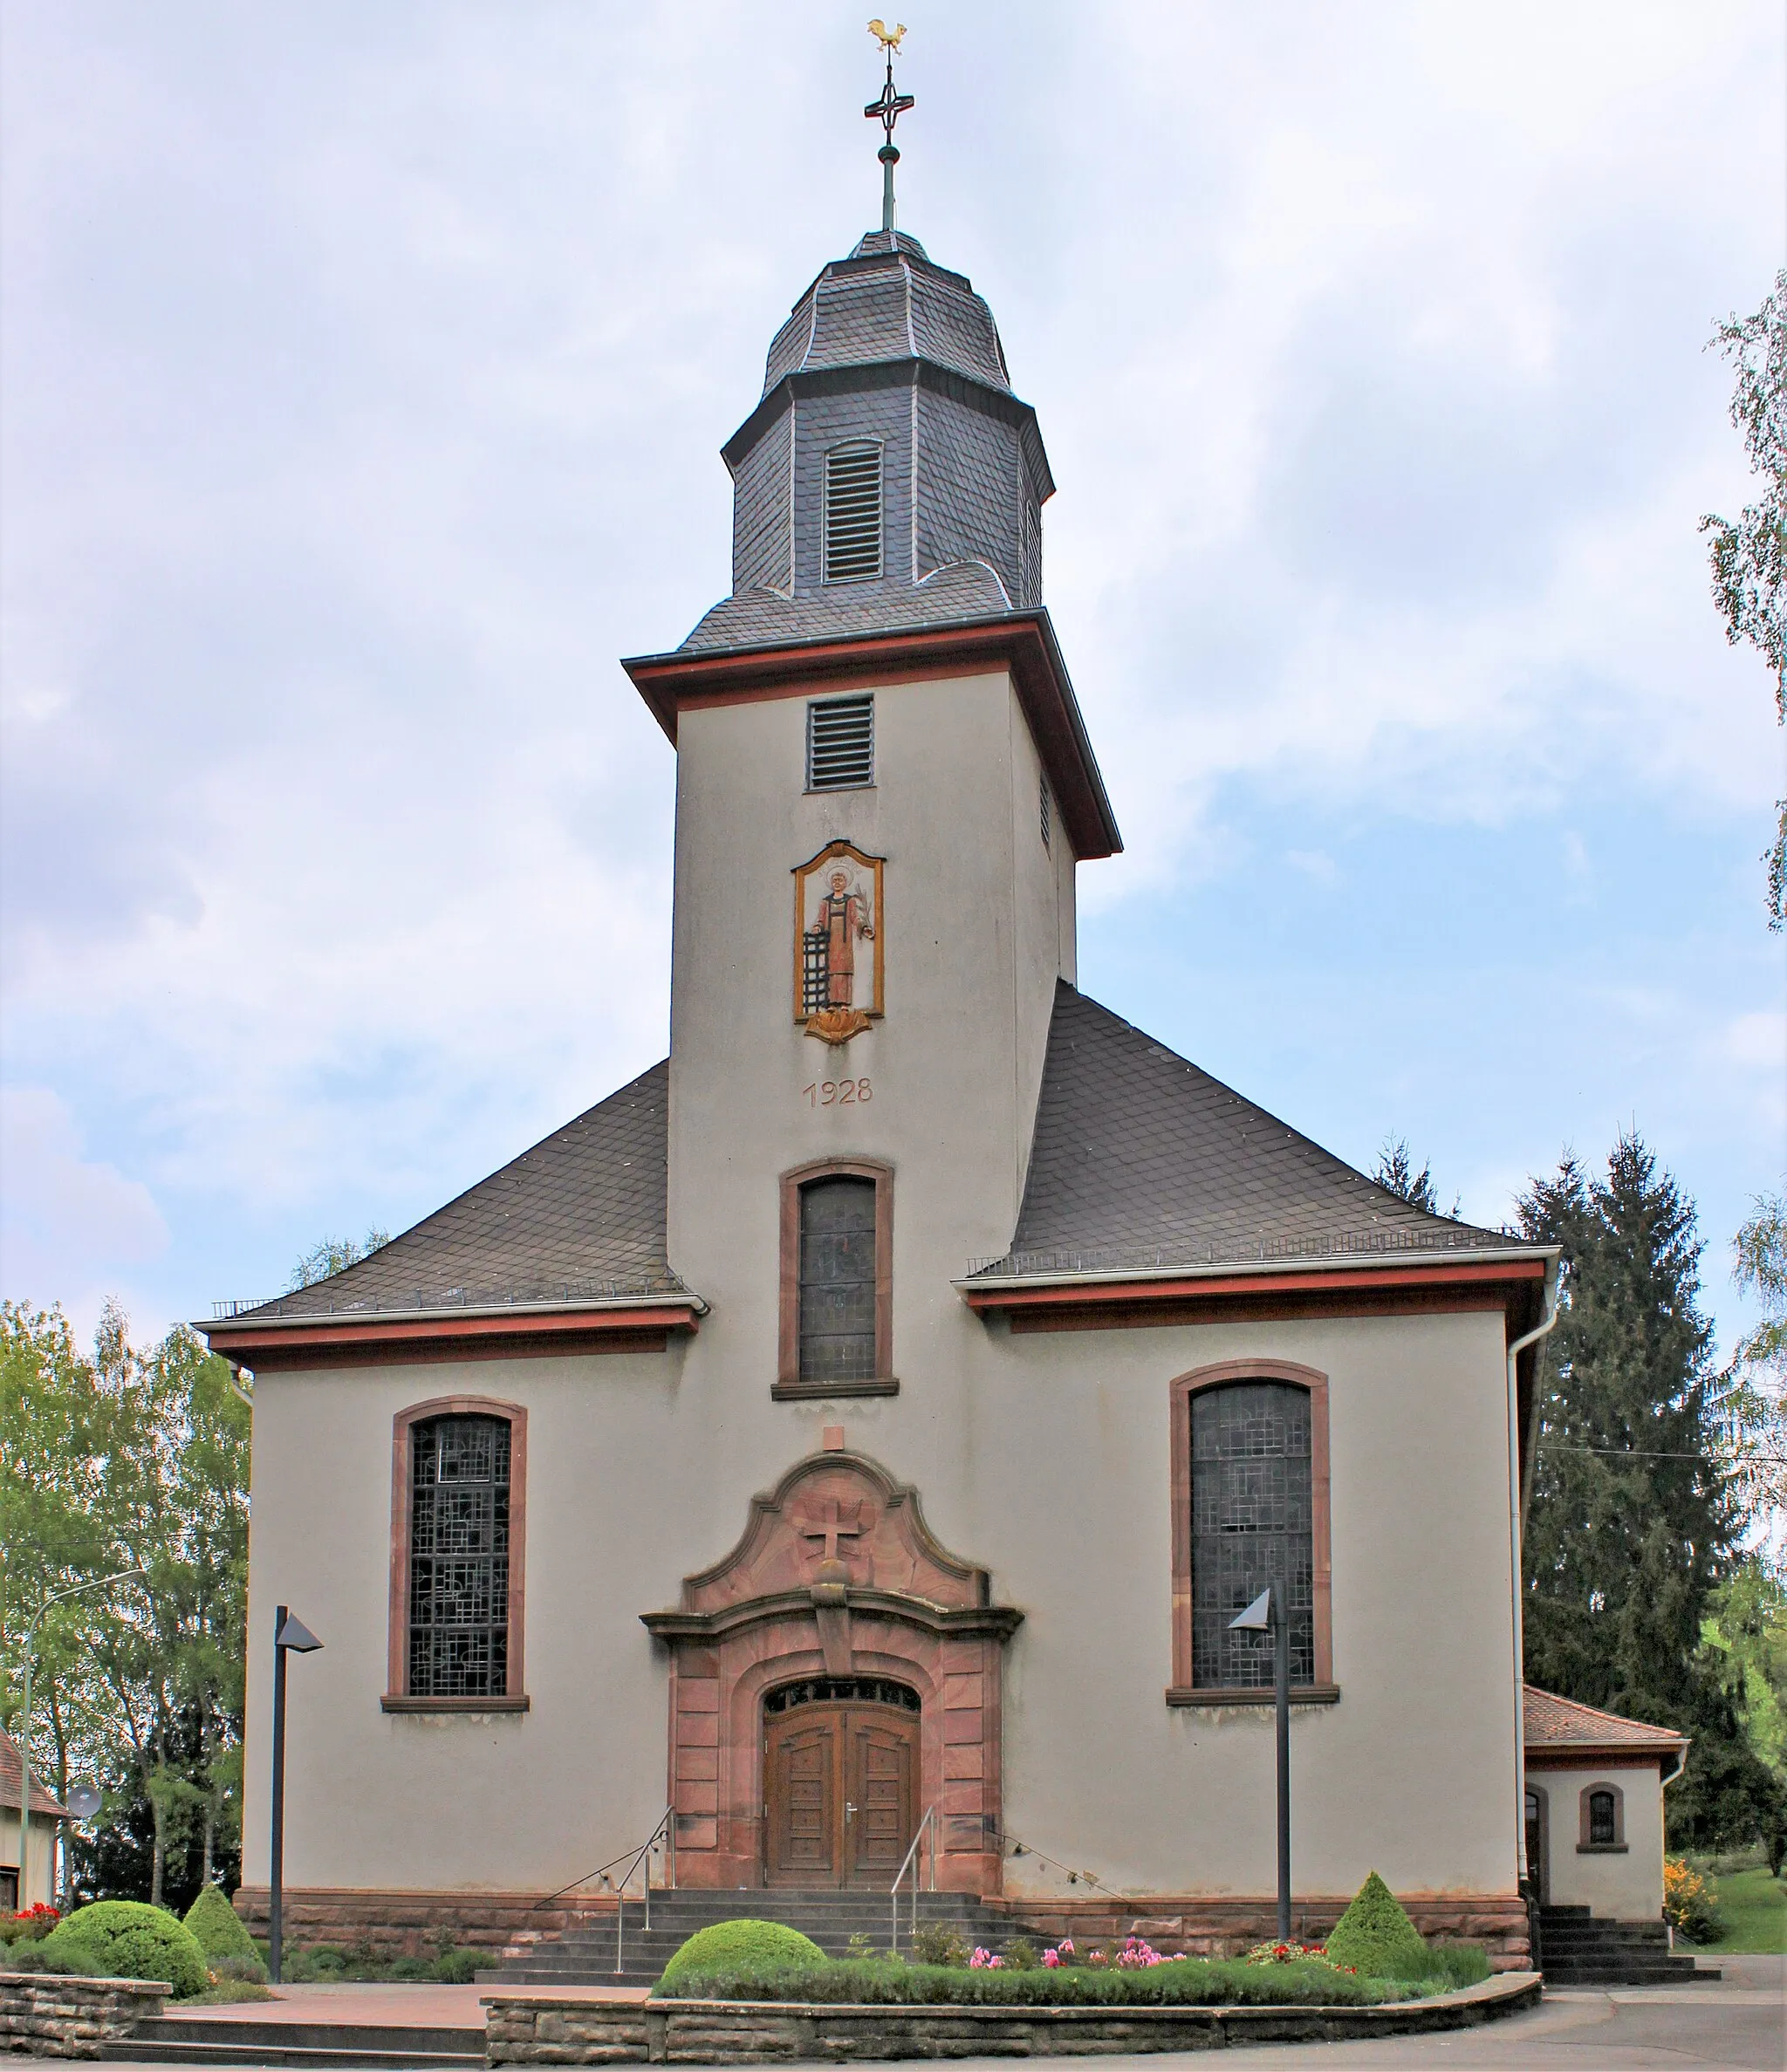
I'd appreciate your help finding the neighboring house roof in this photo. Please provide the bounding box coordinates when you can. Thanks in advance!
[1523,1685,1689,1761]
[0,1727,70,1821]
[975,984,1542,1278]
[216,1061,680,1323]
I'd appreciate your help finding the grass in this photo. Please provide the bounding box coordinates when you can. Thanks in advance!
[1687,1866,1786,1956]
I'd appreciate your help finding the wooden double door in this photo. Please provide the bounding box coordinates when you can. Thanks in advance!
[763,1686,919,1888]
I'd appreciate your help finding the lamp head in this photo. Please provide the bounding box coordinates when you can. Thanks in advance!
[275,1610,323,1653]
[1229,1588,1273,1633]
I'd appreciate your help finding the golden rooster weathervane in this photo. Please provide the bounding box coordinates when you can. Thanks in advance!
[864,21,914,234]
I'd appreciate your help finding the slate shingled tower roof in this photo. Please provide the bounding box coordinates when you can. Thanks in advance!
[681,226,1054,653]
[973,984,1539,1279]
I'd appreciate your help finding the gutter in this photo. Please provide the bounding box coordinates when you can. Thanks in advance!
[1506,1257,1562,1891]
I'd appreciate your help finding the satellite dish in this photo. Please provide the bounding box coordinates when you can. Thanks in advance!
[65,1786,101,1820]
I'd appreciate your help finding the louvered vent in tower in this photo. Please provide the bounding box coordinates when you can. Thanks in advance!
[823,442,883,583]
[1022,498,1042,605]
[806,694,874,791]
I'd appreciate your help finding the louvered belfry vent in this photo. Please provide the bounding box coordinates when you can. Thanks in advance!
[823,442,884,583]
[807,694,874,792]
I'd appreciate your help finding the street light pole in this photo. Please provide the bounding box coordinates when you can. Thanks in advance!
[1230,1584,1292,1942]
[268,1607,322,1984]
[17,1571,146,1911]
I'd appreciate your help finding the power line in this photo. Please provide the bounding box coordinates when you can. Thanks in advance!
[1540,1443,1787,1464]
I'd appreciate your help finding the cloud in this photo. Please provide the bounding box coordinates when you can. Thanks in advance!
[0,1089,169,1333]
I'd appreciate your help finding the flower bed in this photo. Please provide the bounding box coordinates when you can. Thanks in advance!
[651,1954,1426,2007]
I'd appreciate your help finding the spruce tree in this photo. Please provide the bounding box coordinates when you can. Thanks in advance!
[1520,1132,1781,1848]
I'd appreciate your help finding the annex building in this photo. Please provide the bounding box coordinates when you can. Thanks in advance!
[207,112,1675,1965]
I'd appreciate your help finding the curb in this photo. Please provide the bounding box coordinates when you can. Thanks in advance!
[484,1969,1543,2060]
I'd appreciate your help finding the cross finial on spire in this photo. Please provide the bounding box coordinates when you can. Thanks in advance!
[865,23,914,234]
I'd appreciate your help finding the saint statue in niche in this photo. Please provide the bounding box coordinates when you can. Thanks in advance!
[793,841,885,1044]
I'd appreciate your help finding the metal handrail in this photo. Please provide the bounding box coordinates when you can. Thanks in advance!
[531,1805,674,1977]
[614,1806,675,1978]
[889,1804,937,1955]
[985,1824,1124,1895]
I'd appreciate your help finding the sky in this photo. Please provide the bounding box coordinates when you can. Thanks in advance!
[2,1,1783,1357]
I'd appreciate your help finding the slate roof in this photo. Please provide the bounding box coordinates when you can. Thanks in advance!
[974,984,1543,1278]
[763,230,1011,398]
[1523,1686,1688,1754]
[219,1062,681,1323]
[0,1726,70,1821]
[681,563,1011,652]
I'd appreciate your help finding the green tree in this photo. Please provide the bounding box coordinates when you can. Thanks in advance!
[1701,269,1787,927]
[0,1303,250,1906]
[1371,1137,1460,1217]
[290,1227,389,1290]
[1519,1134,1781,1849]
[1716,1187,1787,1548]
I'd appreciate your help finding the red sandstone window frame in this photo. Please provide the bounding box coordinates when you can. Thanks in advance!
[1167,1358,1336,1707]
[383,1395,530,1713]
[1578,1781,1626,1853]
[775,1159,896,1399]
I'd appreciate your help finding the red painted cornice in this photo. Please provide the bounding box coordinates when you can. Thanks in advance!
[962,1255,1546,1330]
[204,1303,700,1372]
[621,612,1122,860]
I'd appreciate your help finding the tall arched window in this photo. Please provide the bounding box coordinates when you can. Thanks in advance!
[776,1160,895,1398]
[823,442,883,583]
[386,1398,528,1710]
[1169,1362,1334,1705]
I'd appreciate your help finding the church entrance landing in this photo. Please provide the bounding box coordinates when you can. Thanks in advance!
[764,1678,919,1888]
[642,1452,1023,1895]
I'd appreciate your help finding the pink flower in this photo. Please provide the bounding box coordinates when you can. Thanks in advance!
[1042,1949,1060,1968]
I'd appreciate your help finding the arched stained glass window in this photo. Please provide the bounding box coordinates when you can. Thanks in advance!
[1189,1381,1315,1689]
[798,1175,878,1384]
[408,1413,511,1699]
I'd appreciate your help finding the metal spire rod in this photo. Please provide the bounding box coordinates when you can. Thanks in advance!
[865,22,914,233]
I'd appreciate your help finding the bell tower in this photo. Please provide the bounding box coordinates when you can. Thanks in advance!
[622,43,1119,1401]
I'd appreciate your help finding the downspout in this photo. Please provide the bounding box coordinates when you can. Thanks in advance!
[224,1361,255,1410]
[1507,1260,1560,1897]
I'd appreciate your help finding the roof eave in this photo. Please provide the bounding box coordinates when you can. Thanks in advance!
[960,1245,1554,1297]
[622,609,1120,859]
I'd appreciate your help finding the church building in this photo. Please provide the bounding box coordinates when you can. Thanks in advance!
[209,65,1574,1969]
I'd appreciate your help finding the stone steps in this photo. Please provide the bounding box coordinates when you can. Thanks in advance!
[479,1888,1031,1987]
[1537,1907,1717,1985]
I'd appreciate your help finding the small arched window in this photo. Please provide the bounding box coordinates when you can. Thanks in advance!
[1588,1788,1617,1846]
[823,442,883,583]
[777,1160,894,1398]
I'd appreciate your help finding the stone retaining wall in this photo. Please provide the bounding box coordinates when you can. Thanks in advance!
[0,1971,169,2059]
[990,1894,1531,1970]
[483,1975,1542,2063]
[232,1887,613,1960]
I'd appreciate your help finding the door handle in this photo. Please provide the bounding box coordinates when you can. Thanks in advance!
[846,1802,858,1820]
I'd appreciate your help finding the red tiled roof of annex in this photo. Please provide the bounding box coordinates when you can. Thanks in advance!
[0,1726,71,1820]
[1523,1684,1687,1756]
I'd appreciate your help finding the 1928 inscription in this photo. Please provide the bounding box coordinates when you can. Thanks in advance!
[804,1079,873,1107]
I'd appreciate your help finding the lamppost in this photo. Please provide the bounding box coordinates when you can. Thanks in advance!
[17,1572,146,1911]
[268,1607,322,1984]
[1230,1583,1291,1941]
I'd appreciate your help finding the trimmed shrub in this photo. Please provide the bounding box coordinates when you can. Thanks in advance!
[652,1954,1417,2007]
[41,1902,208,1996]
[1325,1872,1428,1980]
[182,1886,266,1980]
[659,1920,826,1988]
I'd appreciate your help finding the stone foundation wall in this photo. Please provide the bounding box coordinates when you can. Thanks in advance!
[988,1894,1531,1970]
[0,1972,168,2060]
[231,1886,614,1960]
[484,1978,1543,2064]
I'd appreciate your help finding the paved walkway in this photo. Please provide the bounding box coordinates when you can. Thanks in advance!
[95,1960,1779,2070]
[174,1978,649,2025]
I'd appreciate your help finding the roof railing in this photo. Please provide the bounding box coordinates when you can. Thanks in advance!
[967,1223,1529,1279]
